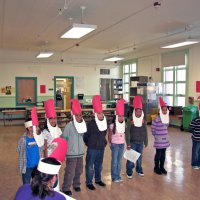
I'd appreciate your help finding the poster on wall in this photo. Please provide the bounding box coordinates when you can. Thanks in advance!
[5,86,12,95]
[1,86,15,95]
[1,87,6,94]
[196,81,200,93]
[40,85,46,94]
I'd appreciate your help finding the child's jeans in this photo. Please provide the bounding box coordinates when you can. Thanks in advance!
[191,140,200,167]
[126,143,143,176]
[111,143,124,181]
[22,167,36,184]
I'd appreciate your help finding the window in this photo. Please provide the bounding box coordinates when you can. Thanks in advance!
[122,62,137,101]
[162,64,187,107]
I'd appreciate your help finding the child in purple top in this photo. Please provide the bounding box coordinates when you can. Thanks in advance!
[14,157,66,200]
[151,97,170,175]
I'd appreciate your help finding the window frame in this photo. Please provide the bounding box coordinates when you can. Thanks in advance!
[122,60,137,102]
[162,53,188,106]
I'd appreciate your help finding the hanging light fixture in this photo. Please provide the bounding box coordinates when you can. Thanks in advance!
[104,56,124,62]
[161,39,199,48]
[36,52,54,58]
[60,6,97,39]
[36,41,54,58]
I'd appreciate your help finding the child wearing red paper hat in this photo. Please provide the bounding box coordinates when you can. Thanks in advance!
[42,99,62,158]
[125,96,148,178]
[83,95,107,190]
[61,99,86,196]
[108,99,126,183]
[14,157,66,200]
[17,107,44,185]
[151,96,170,175]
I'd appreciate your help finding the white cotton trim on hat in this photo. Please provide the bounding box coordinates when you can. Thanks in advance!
[132,110,144,127]
[73,115,87,134]
[37,158,61,175]
[24,121,32,128]
[95,113,107,131]
[159,107,169,124]
[47,118,61,139]
[116,115,125,133]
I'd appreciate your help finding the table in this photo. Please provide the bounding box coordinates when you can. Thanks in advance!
[2,110,26,126]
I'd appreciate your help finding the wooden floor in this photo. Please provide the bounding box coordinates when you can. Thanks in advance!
[0,123,200,200]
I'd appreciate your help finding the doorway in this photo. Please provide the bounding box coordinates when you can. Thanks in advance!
[54,76,74,110]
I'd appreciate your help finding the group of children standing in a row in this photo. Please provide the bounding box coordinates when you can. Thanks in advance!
[16,95,176,199]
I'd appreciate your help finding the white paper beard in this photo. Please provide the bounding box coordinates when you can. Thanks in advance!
[47,118,60,139]
[33,125,44,147]
[159,108,169,124]
[132,110,144,127]
[73,115,87,134]
[116,115,125,133]
[95,113,107,131]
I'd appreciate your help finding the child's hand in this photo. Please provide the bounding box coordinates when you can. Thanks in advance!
[127,145,131,150]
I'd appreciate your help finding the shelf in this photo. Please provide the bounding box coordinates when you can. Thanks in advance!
[111,78,123,100]
[130,86,137,88]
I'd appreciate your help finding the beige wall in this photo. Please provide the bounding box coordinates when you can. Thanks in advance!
[188,45,200,99]
[133,44,200,99]
[1,44,200,101]
[0,63,121,97]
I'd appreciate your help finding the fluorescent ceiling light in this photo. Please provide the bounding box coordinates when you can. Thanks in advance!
[36,52,54,58]
[161,39,199,48]
[61,23,97,39]
[104,56,124,62]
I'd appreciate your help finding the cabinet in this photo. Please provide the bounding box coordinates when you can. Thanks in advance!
[111,79,123,100]
[100,78,123,101]
[129,76,148,104]
[129,76,162,122]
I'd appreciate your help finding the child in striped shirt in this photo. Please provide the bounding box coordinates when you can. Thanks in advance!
[189,116,200,169]
[151,97,170,175]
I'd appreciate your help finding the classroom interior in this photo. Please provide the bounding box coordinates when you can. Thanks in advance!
[1,0,200,199]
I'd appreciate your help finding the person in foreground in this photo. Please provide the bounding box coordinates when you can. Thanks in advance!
[14,157,65,200]
[84,95,107,190]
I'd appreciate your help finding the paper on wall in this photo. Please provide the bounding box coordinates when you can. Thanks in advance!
[123,149,141,163]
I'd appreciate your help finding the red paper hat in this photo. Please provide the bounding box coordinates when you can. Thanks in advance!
[31,107,39,126]
[49,138,68,163]
[133,96,142,109]
[159,96,167,107]
[71,99,82,115]
[92,95,102,113]
[44,99,56,118]
[116,99,126,115]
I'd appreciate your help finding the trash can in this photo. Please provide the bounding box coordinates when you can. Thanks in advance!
[182,105,199,131]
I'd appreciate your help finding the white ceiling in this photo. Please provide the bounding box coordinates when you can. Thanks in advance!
[1,0,200,67]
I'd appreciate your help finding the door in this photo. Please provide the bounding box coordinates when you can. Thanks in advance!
[54,76,74,110]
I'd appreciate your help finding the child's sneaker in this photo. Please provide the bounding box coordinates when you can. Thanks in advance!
[138,172,144,177]
[160,168,167,174]
[126,174,132,179]
[192,166,200,170]
[113,179,123,183]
